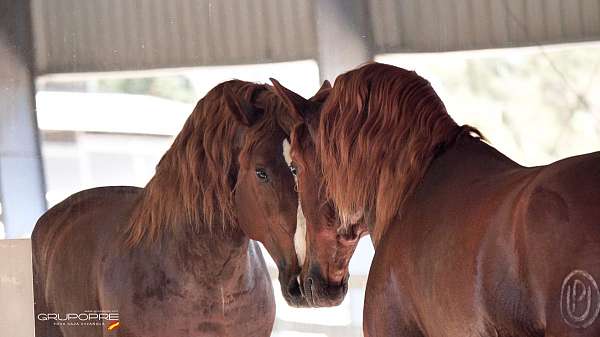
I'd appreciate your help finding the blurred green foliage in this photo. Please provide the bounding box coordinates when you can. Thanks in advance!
[96,76,196,103]
[382,45,600,165]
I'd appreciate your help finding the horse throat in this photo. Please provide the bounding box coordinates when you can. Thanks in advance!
[175,223,251,281]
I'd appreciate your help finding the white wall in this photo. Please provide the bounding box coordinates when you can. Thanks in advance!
[0,239,35,337]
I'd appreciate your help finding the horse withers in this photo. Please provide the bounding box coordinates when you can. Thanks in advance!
[32,80,304,337]
[279,63,600,337]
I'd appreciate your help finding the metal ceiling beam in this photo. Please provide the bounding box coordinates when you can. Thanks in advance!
[28,0,600,75]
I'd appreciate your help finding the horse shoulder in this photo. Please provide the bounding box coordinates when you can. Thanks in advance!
[363,226,427,337]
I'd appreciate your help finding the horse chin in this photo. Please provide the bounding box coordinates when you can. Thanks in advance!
[302,273,349,308]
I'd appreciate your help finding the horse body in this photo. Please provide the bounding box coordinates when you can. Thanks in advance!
[33,187,135,337]
[33,80,302,337]
[98,192,275,337]
[274,63,600,336]
[366,138,600,337]
[34,187,275,337]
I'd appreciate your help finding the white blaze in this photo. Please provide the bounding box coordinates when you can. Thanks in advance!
[283,139,292,164]
[294,204,307,266]
[284,139,307,266]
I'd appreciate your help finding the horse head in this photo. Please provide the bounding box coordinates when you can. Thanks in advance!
[271,79,368,307]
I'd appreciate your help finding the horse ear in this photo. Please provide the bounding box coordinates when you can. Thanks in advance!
[223,86,257,126]
[310,80,331,104]
[269,78,310,124]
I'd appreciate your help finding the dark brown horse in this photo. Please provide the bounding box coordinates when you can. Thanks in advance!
[276,63,600,337]
[32,80,304,337]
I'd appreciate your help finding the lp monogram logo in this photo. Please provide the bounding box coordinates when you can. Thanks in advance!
[560,270,600,328]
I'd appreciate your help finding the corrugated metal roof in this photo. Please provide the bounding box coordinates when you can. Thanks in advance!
[31,0,317,74]
[30,0,600,74]
[369,0,600,53]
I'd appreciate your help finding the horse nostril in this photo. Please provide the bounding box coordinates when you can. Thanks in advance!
[307,277,315,295]
[294,275,303,298]
[286,276,302,299]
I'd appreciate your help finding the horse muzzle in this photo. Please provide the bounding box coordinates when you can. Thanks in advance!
[279,271,309,307]
[301,270,349,307]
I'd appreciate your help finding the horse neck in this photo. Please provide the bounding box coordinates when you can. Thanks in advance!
[372,137,522,247]
[132,144,254,279]
[170,222,253,283]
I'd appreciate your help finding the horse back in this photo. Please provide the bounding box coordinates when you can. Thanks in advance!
[364,150,600,337]
[471,151,600,336]
[32,186,141,337]
[517,151,600,336]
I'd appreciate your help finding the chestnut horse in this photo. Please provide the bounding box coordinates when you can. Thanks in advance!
[276,63,600,337]
[32,80,304,337]
[271,78,368,308]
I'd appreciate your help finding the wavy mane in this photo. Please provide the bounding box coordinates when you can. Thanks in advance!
[317,63,481,242]
[125,80,286,247]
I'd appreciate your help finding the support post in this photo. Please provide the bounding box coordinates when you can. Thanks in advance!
[314,0,375,82]
[0,0,47,238]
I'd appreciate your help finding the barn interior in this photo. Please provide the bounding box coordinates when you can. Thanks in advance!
[2,1,600,336]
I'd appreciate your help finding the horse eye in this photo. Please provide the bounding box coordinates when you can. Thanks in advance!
[255,168,269,181]
[289,165,298,176]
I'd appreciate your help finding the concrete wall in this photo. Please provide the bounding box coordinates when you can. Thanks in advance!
[0,239,35,337]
